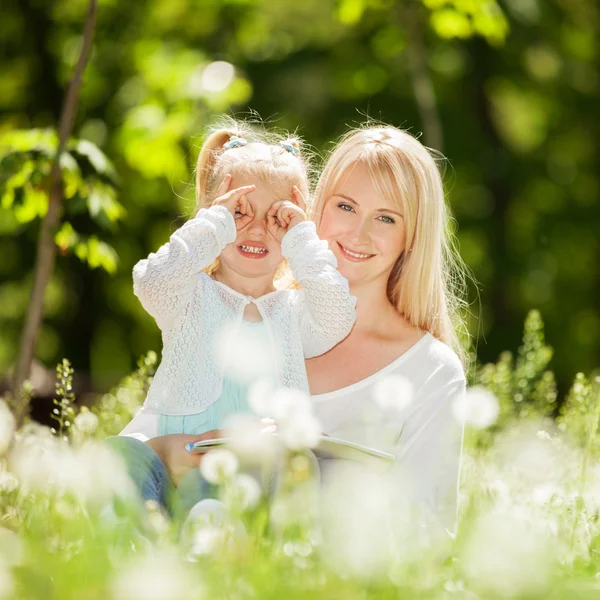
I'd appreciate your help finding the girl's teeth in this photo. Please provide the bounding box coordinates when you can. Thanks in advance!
[343,246,371,259]
[241,245,267,254]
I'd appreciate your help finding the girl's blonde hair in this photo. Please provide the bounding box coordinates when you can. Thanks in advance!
[312,125,470,365]
[194,120,310,216]
[194,119,311,277]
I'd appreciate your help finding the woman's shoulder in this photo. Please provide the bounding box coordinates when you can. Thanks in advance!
[419,334,466,383]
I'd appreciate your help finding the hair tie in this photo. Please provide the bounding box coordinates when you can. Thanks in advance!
[224,135,247,150]
[279,141,299,156]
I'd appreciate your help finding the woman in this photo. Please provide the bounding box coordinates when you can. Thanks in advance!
[115,124,468,532]
[306,125,467,533]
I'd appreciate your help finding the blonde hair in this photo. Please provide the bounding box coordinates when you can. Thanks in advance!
[194,120,309,216]
[194,119,311,276]
[312,125,470,365]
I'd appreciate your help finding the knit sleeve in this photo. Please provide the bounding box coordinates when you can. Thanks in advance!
[281,221,357,358]
[132,205,236,330]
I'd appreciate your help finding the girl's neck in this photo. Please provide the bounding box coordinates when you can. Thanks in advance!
[212,267,276,299]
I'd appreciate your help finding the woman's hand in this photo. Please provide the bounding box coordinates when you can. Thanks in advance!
[146,430,222,487]
[212,174,255,230]
[267,187,307,243]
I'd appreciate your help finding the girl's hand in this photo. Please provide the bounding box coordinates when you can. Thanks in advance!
[212,174,255,230]
[146,430,222,487]
[267,186,307,243]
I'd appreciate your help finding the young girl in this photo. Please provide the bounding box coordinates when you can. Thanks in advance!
[113,124,356,509]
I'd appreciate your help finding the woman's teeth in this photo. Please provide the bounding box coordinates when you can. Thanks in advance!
[341,245,372,259]
[240,245,267,254]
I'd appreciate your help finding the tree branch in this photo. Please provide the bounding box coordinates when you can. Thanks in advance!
[11,0,98,425]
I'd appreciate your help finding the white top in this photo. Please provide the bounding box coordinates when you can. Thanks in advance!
[131,204,356,416]
[311,333,465,533]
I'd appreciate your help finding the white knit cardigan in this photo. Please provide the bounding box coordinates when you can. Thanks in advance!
[132,205,356,415]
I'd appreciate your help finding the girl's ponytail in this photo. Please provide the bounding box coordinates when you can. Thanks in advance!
[195,128,239,209]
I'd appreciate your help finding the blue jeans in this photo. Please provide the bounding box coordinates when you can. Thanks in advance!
[105,436,217,520]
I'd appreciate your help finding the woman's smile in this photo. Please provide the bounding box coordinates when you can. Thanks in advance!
[337,241,375,261]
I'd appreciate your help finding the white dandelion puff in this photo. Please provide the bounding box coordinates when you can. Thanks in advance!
[0,401,16,457]
[200,448,239,484]
[111,552,200,600]
[372,375,414,413]
[228,473,262,510]
[73,407,99,435]
[278,412,322,451]
[452,386,499,429]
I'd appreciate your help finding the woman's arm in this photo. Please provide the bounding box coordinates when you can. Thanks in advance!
[281,221,357,358]
[133,205,236,330]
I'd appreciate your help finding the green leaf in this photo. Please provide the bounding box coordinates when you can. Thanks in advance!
[336,0,365,25]
[430,8,473,39]
[71,139,118,183]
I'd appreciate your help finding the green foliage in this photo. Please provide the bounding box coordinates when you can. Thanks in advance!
[91,351,158,440]
[0,128,123,274]
[50,359,75,441]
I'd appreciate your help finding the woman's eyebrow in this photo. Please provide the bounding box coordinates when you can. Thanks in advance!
[333,193,403,218]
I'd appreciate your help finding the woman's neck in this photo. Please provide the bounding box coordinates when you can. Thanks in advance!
[350,279,404,335]
[212,267,276,299]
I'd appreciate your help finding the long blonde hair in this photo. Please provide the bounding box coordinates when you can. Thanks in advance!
[194,119,311,275]
[312,125,470,365]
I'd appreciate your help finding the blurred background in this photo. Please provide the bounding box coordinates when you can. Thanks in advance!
[0,0,598,410]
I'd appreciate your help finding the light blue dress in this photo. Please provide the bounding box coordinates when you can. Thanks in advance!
[158,320,269,436]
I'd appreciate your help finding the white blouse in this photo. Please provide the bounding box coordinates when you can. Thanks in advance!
[311,333,465,533]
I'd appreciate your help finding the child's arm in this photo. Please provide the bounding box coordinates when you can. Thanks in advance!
[133,205,235,330]
[281,221,357,358]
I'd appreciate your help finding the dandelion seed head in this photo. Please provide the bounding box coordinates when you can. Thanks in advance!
[461,513,553,598]
[200,448,239,484]
[73,407,99,435]
[452,386,499,429]
[278,412,321,451]
[372,375,414,413]
[111,552,200,600]
[227,473,261,510]
[0,401,16,457]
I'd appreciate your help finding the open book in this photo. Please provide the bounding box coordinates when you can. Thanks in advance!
[186,435,395,470]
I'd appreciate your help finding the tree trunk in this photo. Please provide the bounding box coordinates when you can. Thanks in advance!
[11,0,98,426]
[400,0,444,153]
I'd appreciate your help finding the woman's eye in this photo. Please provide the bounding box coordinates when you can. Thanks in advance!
[378,215,395,224]
[337,202,354,212]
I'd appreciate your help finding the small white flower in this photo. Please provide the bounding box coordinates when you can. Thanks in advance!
[0,401,16,457]
[248,378,275,418]
[460,513,552,598]
[215,323,277,383]
[270,388,312,422]
[73,407,99,435]
[200,448,239,484]
[0,558,14,600]
[0,528,23,567]
[452,386,499,429]
[187,526,225,559]
[224,414,281,465]
[372,375,414,413]
[278,412,322,451]
[229,473,262,510]
[111,552,200,600]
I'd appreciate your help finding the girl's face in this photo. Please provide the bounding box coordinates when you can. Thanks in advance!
[218,175,286,281]
[318,162,407,290]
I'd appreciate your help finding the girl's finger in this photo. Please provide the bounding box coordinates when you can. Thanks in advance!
[239,195,254,218]
[225,184,256,201]
[216,174,232,197]
[268,200,283,217]
[292,186,307,211]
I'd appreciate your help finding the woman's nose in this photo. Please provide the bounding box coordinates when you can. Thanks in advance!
[349,219,371,246]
